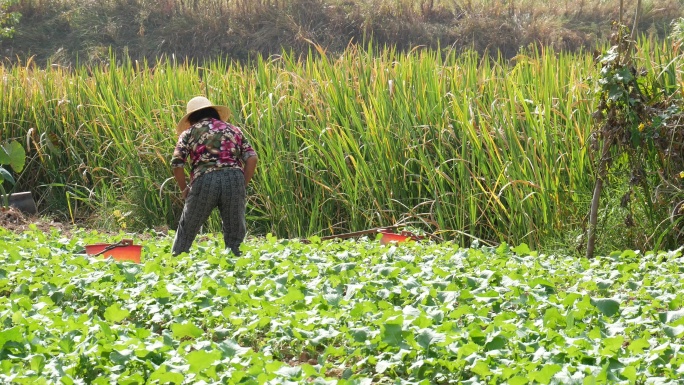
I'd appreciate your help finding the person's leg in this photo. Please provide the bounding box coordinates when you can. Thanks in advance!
[217,169,247,256]
[172,173,220,255]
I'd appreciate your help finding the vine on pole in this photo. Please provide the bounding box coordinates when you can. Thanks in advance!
[586,16,684,257]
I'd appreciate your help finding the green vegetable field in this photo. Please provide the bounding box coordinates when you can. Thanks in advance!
[2,227,684,384]
[2,1,684,383]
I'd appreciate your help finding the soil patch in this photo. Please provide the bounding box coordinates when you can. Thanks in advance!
[0,206,71,235]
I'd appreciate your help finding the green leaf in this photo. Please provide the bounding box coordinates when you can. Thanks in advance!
[659,309,684,324]
[187,350,221,374]
[508,376,529,385]
[664,325,684,338]
[110,349,133,365]
[484,334,507,351]
[375,360,394,374]
[171,322,203,339]
[600,48,618,64]
[615,68,634,83]
[104,304,130,323]
[533,364,562,384]
[416,328,446,350]
[279,287,304,304]
[622,365,637,382]
[350,327,371,343]
[471,360,492,376]
[30,355,45,372]
[543,307,564,328]
[0,326,23,348]
[235,257,251,269]
[600,336,624,356]
[152,283,171,299]
[381,323,404,347]
[217,340,250,357]
[331,262,357,273]
[627,338,650,354]
[148,365,185,384]
[511,243,534,256]
[0,167,13,185]
[2,140,25,173]
[608,84,624,101]
[590,297,620,317]
[275,365,302,379]
[118,373,145,385]
[301,363,318,378]
[530,278,555,291]
[0,146,9,164]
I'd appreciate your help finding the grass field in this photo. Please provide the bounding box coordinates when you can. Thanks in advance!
[2,36,684,254]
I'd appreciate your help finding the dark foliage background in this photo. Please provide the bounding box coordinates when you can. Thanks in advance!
[2,0,683,65]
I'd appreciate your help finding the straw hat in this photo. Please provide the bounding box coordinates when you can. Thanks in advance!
[176,96,231,135]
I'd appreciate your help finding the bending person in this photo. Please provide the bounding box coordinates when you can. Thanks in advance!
[170,96,258,256]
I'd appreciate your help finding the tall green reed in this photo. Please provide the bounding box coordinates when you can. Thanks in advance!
[2,43,672,249]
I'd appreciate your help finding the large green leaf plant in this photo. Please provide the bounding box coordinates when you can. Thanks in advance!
[0,140,26,208]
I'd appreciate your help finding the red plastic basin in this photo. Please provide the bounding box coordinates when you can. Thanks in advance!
[85,244,142,263]
[379,231,413,245]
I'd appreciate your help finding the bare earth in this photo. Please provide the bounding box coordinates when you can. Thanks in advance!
[0,206,71,235]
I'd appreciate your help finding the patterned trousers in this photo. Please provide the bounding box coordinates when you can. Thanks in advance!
[172,168,246,256]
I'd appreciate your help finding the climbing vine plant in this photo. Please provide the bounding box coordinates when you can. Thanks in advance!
[587,21,684,257]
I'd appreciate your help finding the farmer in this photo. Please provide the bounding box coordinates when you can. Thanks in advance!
[170,96,258,256]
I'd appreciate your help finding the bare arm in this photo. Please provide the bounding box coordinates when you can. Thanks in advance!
[243,156,258,186]
[173,167,189,199]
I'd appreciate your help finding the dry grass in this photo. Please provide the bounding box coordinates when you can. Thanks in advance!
[2,0,683,65]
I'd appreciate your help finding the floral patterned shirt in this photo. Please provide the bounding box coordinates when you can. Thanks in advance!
[171,118,257,184]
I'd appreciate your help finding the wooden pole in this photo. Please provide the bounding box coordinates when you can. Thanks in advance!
[619,0,624,25]
[631,0,642,41]
[587,137,614,258]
